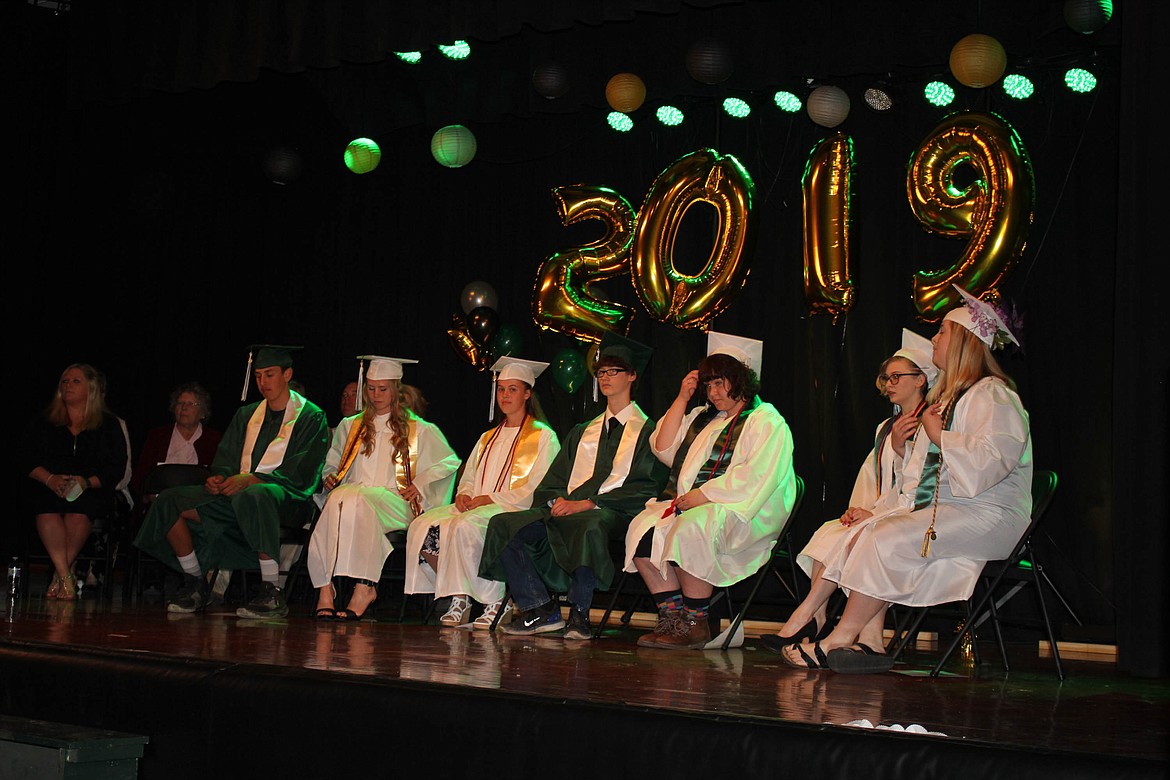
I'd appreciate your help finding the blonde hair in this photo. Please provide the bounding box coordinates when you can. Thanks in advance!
[359,378,410,458]
[928,322,1014,409]
[46,363,107,431]
[874,355,929,398]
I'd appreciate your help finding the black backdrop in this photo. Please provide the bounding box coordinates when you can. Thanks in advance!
[10,0,1165,676]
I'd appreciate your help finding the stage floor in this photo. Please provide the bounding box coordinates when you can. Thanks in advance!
[3,581,1167,775]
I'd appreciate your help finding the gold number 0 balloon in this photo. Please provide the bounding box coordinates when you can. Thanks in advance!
[907,111,1035,320]
[632,148,757,330]
[531,185,637,343]
[803,132,855,323]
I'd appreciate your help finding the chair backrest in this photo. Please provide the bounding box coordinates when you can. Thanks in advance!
[141,464,212,496]
[1000,469,1058,566]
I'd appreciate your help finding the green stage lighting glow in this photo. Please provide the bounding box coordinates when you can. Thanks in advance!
[1064,68,1097,93]
[924,81,955,107]
[722,97,751,118]
[438,41,471,60]
[1002,74,1035,100]
[394,51,422,64]
[607,112,634,132]
[773,91,802,112]
[656,106,684,126]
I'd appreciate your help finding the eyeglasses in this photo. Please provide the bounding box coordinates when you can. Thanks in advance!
[595,368,628,378]
[176,401,202,408]
[878,371,922,385]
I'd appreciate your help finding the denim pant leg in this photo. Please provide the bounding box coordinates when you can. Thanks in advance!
[498,521,551,612]
[568,566,596,611]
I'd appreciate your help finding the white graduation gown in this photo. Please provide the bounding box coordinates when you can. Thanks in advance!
[307,412,460,586]
[821,377,1032,607]
[403,423,560,603]
[623,401,797,587]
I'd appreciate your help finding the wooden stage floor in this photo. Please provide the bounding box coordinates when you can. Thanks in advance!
[2,583,1167,779]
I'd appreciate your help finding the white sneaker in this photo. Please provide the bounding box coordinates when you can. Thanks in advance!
[439,595,473,626]
[473,598,512,630]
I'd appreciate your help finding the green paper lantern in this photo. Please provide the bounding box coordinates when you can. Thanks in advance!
[344,138,381,174]
[431,125,477,168]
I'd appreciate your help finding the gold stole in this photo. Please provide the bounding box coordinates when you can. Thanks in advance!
[333,415,419,493]
[474,418,544,492]
[240,391,307,475]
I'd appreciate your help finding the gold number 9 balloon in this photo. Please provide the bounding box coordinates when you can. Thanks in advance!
[907,111,1035,320]
[803,132,855,323]
[532,185,637,343]
[632,148,757,330]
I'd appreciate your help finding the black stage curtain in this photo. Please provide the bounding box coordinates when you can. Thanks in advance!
[10,0,1165,676]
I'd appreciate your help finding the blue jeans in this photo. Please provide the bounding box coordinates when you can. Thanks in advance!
[499,520,596,611]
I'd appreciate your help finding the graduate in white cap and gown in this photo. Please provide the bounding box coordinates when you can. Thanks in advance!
[308,355,460,621]
[781,286,1032,673]
[624,331,798,649]
[133,344,331,619]
[404,355,560,629]
[761,328,937,652]
[482,333,670,640]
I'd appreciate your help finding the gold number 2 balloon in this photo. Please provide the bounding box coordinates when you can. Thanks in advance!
[803,131,855,323]
[632,148,757,330]
[531,185,637,343]
[907,111,1035,320]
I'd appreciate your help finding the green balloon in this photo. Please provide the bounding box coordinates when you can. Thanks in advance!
[492,324,523,358]
[552,348,587,394]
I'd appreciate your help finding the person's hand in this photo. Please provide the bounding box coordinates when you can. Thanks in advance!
[323,473,340,491]
[46,474,71,499]
[550,498,595,517]
[839,507,873,527]
[673,488,710,513]
[218,473,259,496]
[920,402,945,446]
[205,474,226,494]
[890,412,921,457]
[400,484,421,504]
[677,370,700,404]
[454,493,474,512]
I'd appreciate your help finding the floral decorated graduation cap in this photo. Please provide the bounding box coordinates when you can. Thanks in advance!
[945,285,1020,350]
[241,344,302,400]
[893,328,939,386]
[355,355,418,410]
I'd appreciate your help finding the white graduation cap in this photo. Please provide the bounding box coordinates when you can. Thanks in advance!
[488,356,549,421]
[355,355,418,411]
[707,331,764,378]
[945,285,1020,350]
[892,328,939,387]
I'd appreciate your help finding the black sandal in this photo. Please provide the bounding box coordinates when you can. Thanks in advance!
[337,579,378,621]
[826,643,895,674]
[313,607,337,620]
[782,641,830,670]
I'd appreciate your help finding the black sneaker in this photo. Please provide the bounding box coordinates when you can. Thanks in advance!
[166,573,210,614]
[500,601,565,635]
[563,607,592,640]
[236,582,289,619]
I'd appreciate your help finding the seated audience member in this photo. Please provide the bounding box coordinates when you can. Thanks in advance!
[404,356,560,629]
[480,333,669,640]
[130,382,223,516]
[20,363,129,599]
[624,332,797,650]
[781,287,1031,673]
[133,344,330,619]
[307,356,460,621]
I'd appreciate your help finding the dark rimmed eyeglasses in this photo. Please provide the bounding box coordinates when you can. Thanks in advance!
[595,368,628,378]
[878,371,922,385]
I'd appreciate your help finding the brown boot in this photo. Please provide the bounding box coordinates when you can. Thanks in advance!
[655,613,712,649]
[637,609,682,647]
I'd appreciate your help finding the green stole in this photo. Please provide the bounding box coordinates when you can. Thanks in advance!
[660,396,760,502]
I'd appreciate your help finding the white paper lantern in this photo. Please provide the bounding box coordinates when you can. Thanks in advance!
[430,125,477,168]
[807,86,850,128]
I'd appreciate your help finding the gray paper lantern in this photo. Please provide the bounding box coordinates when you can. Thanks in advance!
[686,38,733,85]
[532,62,571,99]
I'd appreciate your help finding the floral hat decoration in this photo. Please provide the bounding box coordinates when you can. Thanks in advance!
[944,285,1021,351]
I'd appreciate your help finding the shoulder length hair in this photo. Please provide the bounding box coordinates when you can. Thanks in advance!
[46,363,108,431]
[928,323,1015,409]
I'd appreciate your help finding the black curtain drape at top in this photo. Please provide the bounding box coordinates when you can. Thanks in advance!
[10,0,1164,676]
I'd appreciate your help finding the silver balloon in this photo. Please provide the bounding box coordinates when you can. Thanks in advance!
[460,280,498,314]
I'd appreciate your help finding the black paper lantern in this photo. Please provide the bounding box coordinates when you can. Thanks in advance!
[686,38,733,85]
[532,62,571,99]
[262,146,302,184]
[1064,0,1113,34]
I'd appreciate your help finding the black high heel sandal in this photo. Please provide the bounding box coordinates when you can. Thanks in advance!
[759,617,820,653]
[336,579,378,622]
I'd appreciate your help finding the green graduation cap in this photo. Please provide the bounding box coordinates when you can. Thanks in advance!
[242,344,303,400]
[597,331,653,376]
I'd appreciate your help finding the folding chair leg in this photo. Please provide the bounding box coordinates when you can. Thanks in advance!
[595,573,627,637]
[1032,563,1066,680]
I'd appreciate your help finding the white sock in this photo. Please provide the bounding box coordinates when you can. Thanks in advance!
[259,558,280,585]
[178,552,202,577]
